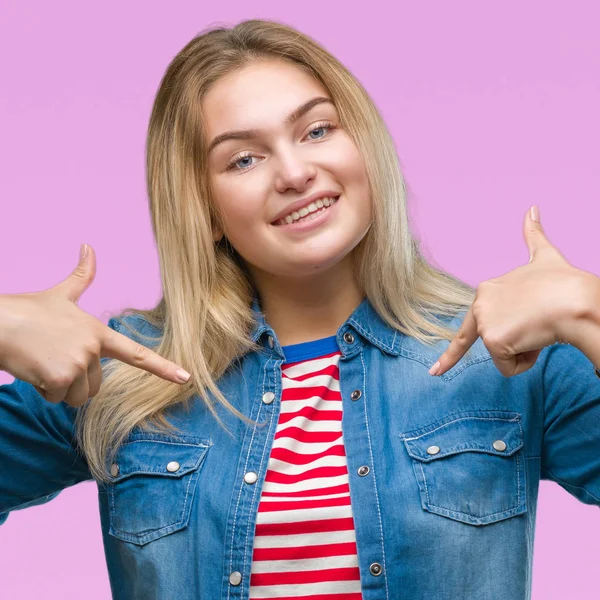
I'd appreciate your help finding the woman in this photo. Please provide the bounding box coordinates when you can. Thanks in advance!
[1,19,600,600]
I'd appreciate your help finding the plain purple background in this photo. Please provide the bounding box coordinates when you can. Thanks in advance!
[1,1,599,597]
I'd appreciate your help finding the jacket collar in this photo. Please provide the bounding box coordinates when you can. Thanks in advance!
[249,293,403,356]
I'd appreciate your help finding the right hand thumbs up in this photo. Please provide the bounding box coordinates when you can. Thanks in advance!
[0,244,191,407]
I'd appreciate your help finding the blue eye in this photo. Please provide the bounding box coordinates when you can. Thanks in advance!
[226,153,255,171]
[306,122,332,140]
[225,121,337,171]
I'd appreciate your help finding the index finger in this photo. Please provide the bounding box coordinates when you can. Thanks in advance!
[101,325,191,384]
[429,304,479,376]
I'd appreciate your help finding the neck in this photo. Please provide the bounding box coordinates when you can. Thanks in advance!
[248,255,365,347]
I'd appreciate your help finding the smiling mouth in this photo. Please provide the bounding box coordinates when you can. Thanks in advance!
[272,195,340,226]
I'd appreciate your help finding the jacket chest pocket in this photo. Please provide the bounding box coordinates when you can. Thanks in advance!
[399,411,527,526]
[107,434,211,546]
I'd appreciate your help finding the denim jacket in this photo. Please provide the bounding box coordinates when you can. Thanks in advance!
[2,295,600,600]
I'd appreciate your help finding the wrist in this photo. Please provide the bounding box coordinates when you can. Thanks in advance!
[555,270,600,346]
[0,294,20,360]
[557,273,600,373]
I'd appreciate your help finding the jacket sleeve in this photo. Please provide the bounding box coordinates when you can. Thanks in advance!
[0,319,122,524]
[540,341,600,506]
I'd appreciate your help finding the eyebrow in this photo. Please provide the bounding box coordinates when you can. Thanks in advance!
[206,96,335,156]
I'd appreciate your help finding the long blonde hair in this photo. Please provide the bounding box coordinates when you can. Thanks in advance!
[75,18,476,485]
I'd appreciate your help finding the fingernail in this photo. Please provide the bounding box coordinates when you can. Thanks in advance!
[530,206,539,222]
[429,361,441,376]
[176,368,191,383]
[80,243,89,260]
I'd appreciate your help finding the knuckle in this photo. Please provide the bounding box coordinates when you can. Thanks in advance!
[474,284,490,303]
[72,356,89,373]
[93,338,103,356]
[49,373,72,389]
[455,327,467,341]
[46,375,71,391]
[71,264,92,283]
[83,335,102,357]
[131,343,149,365]
[483,332,503,351]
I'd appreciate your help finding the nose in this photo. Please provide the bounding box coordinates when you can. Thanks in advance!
[274,148,318,194]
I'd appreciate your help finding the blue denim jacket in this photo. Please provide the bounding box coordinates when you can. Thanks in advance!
[2,295,600,599]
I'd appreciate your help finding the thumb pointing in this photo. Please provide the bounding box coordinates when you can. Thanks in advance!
[526,205,543,263]
[54,243,96,303]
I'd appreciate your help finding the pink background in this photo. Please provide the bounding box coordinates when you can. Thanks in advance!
[1,0,599,597]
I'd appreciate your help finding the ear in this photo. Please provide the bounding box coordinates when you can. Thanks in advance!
[211,215,224,243]
[212,228,224,243]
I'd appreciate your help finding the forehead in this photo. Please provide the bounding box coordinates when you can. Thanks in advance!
[201,60,330,139]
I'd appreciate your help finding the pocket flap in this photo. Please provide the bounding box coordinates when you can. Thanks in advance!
[401,411,523,462]
[108,433,211,482]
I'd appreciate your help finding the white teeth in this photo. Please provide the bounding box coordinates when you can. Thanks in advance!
[276,196,338,226]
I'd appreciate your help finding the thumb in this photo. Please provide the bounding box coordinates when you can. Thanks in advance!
[524,205,550,263]
[53,243,96,303]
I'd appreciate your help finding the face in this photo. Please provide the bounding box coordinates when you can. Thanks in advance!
[203,59,372,280]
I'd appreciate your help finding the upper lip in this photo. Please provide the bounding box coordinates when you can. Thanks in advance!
[270,191,341,223]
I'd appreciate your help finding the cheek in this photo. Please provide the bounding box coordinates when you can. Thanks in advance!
[214,181,264,230]
[216,193,268,255]
[224,199,254,225]
[327,138,368,183]
[336,146,371,221]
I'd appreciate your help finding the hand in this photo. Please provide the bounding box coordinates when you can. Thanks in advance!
[0,244,191,407]
[429,205,595,377]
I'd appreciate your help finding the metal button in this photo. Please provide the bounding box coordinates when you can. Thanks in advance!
[166,461,180,473]
[262,392,275,404]
[267,335,274,348]
[369,562,383,576]
[110,463,120,477]
[350,389,362,401]
[244,471,258,484]
[229,571,242,586]
[358,465,370,476]
[426,445,440,455]
[343,332,355,344]
[493,440,507,452]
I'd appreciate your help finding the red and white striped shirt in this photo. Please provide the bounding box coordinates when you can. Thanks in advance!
[249,335,363,599]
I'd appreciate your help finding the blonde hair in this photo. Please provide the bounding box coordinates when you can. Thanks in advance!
[75,18,476,485]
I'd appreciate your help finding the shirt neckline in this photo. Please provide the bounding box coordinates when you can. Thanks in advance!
[281,335,338,363]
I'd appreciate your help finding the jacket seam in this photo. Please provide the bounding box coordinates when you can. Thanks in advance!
[403,414,521,440]
[241,357,279,599]
[226,363,268,600]
[359,350,390,599]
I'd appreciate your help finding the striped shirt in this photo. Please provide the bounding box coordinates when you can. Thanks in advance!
[249,335,363,599]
